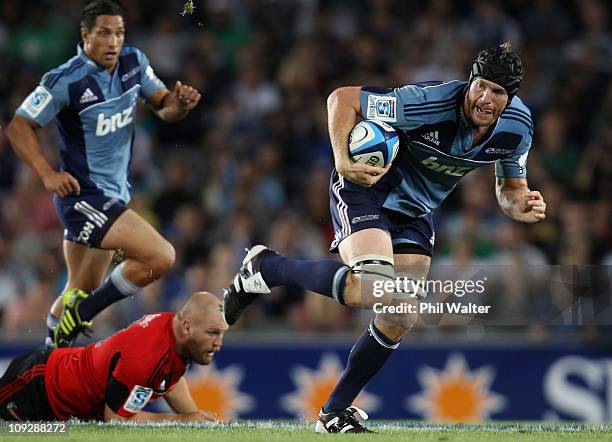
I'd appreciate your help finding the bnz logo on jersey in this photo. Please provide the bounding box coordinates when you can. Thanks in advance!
[95,106,134,136]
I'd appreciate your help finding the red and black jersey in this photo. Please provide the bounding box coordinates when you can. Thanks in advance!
[44,312,187,420]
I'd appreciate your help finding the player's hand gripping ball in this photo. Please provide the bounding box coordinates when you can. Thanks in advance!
[348,120,399,167]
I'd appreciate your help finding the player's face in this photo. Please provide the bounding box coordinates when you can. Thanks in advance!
[81,15,125,72]
[465,78,509,127]
[188,317,228,365]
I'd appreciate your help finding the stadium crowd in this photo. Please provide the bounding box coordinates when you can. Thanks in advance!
[0,0,610,340]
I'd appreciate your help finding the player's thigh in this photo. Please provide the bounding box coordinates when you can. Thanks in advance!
[339,228,394,265]
[63,240,113,291]
[394,252,431,279]
[100,209,174,263]
[339,228,395,306]
[330,170,396,305]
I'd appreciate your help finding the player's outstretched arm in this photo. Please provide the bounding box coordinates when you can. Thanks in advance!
[328,86,389,187]
[5,114,80,197]
[103,404,217,422]
[103,376,217,422]
[148,81,202,123]
[496,177,546,223]
[164,376,219,420]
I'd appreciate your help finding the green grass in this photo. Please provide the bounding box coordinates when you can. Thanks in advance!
[2,421,612,441]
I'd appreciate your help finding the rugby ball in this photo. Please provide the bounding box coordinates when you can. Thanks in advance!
[348,120,399,167]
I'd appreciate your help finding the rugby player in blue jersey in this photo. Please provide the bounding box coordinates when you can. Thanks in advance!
[223,42,546,432]
[6,0,201,348]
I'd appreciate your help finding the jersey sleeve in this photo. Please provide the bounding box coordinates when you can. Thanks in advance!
[105,355,155,418]
[494,129,532,178]
[136,50,166,101]
[360,85,434,130]
[15,74,70,127]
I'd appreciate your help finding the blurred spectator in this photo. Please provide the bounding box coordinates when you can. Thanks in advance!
[6,5,73,69]
[0,0,609,340]
[460,0,522,50]
[536,109,580,183]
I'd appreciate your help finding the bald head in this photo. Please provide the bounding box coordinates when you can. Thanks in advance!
[179,291,225,324]
[173,292,228,365]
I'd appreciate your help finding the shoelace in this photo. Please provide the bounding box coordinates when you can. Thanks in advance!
[332,410,366,432]
[239,266,251,280]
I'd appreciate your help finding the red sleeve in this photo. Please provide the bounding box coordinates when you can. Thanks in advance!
[100,313,174,417]
[105,355,154,417]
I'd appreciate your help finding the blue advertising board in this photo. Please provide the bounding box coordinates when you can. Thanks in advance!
[1,342,611,422]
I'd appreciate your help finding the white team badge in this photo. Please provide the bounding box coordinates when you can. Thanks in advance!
[123,385,153,413]
[22,86,53,118]
[518,151,529,174]
[367,95,397,122]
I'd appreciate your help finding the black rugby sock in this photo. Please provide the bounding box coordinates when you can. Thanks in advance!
[259,253,349,303]
[323,321,400,412]
[78,264,140,321]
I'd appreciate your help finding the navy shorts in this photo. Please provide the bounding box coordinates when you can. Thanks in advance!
[329,170,435,256]
[54,193,127,248]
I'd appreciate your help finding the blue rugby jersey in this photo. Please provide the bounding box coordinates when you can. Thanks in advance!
[360,80,533,218]
[17,44,166,203]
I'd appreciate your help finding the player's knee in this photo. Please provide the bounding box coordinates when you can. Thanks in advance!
[150,241,176,277]
[376,321,410,342]
[375,306,418,340]
[384,306,418,332]
[160,242,176,273]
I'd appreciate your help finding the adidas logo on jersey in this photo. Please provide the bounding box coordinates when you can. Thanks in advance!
[95,107,134,136]
[79,88,98,104]
[421,131,440,145]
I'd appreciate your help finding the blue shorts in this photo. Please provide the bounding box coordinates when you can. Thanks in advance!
[329,170,435,256]
[54,193,127,248]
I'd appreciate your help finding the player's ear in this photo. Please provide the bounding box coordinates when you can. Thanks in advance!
[182,318,192,336]
[81,26,89,43]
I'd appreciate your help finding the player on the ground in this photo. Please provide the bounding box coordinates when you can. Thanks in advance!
[0,291,226,421]
[5,0,201,348]
[222,43,546,432]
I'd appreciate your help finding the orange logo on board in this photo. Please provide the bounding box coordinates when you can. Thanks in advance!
[407,353,506,422]
[281,353,380,420]
[188,363,254,420]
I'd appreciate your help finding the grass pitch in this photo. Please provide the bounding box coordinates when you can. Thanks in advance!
[3,421,612,441]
